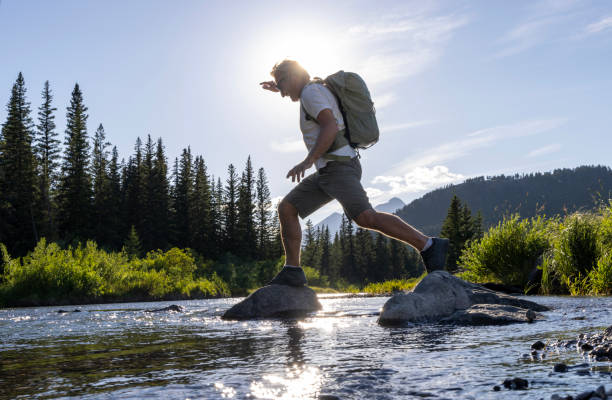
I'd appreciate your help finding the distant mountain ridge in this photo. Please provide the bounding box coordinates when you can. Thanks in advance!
[395,165,612,236]
[315,197,405,235]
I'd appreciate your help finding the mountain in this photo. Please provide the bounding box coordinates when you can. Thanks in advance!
[314,197,405,236]
[395,165,612,236]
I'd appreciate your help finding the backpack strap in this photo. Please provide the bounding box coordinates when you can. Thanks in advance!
[301,103,350,155]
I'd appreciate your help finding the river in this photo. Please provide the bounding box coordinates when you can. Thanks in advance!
[1,295,611,399]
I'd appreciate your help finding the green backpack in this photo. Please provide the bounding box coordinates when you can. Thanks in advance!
[303,71,379,154]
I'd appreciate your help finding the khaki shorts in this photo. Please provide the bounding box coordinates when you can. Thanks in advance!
[284,157,373,221]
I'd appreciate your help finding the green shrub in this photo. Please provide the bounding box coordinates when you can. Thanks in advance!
[459,215,551,288]
[542,213,601,294]
[0,239,229,307]
[590,250,612,295]
[362,276,422,294]
[302,266,330,287]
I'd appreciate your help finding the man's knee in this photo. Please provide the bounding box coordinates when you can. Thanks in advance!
[355,209,378,229]
[278,199,298,220]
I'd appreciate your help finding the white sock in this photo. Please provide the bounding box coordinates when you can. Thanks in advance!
[421,238,433,252]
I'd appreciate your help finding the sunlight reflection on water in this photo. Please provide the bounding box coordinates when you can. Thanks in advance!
[250,365,322,400]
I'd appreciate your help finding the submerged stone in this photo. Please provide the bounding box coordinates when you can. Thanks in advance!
[378,271,548,326]
[222,285,322,320]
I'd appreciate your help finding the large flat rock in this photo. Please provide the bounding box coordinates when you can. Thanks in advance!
[378,271,549,326]
[222,285,322,320]
[440,304,541,325]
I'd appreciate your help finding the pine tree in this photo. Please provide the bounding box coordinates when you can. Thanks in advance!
[174,147,193,248]
[138,135,156,251]
[0,73,38,255]
[440,195,462,272]
[123,225,142,260]
[301,219,316,267]
[354,227,374,283]
[236,156,256,258]
[106,146,123,249]
[148,138,170,251]
[374,233,390,281]
[35,80,60,240]
[58,83,92,243]
[255,167,272,259]
[122,137,144,244]
[91,123,112,246]
[210,176,225,256]
[319,226,331,278]
[224,163,239,252]
[190,155,213,256]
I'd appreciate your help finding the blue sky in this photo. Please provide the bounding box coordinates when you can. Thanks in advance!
[1,0,611,224]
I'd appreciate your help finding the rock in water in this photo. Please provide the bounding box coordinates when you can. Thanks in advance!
[378,271,548,326]
[222,285,322,320]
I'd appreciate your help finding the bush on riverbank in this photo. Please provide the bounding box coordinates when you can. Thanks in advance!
[459,203,612,295]
[459,215,551,288]
[0,239,229,307]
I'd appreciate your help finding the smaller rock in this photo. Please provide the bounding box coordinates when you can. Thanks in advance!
[582,343,594,352]
[319,395,341,400]
[532,340,546,350]
[503,377,529,390]
[575,391,594,400]
[526,309,536,322]
[146,304,184,313]
[57,309,68,313]
[595,386,606,399]
[493,385,501,391]
[575,369,591,376]
[73,309,81,312]
[554,363,568,373]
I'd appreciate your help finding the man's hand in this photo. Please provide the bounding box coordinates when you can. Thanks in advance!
[286,158,314,182]
[259,81,279,92]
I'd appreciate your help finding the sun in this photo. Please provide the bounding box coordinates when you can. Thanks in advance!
[250,24,346,81]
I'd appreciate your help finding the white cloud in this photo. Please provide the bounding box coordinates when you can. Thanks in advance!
[270,139,304,153]
[381,120,436,133]
[385,118,566,176]
[372,165,465,195]
[347,14,469,84]
[585,16,612,35]
[527,143,562,157]
[493,0,581,59]
[373,92,397,109]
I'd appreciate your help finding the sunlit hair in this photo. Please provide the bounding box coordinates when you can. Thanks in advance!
[270,59,310,81]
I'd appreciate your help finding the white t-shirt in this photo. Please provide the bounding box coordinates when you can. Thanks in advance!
[300,83,356,170]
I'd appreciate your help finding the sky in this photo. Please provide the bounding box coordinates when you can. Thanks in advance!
[1,0,611,225]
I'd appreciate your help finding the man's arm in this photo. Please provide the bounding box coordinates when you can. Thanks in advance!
[286,109,338,182]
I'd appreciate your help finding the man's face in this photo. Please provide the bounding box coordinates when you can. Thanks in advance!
[275,74,300,102]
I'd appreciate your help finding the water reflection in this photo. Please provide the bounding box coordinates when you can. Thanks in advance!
[244,321,323,399]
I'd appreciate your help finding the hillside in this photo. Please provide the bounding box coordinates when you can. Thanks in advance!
[395,165,612,236]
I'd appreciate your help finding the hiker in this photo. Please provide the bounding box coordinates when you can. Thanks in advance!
[260,59,448,286]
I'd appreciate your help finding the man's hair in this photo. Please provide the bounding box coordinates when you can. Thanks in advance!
[270,59,310,81]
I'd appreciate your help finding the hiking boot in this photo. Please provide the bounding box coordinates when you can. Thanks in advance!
[420,237,449,272]
[267,266,308,287]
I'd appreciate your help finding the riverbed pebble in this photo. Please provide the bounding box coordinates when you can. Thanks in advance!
[532,340,546,350]
[554,363,568,372]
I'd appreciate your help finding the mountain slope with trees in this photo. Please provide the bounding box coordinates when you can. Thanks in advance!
[395,166,612,236]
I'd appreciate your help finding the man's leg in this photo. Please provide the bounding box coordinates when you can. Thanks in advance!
[354,209,449,271]
[278,200,301,267]
[354,209,427,250]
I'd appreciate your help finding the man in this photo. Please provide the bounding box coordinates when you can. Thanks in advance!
[260,59,448,286]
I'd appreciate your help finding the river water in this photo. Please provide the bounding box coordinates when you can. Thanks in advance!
[0,295,610,399]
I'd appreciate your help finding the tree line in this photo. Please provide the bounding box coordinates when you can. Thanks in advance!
[0,73,422,288]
